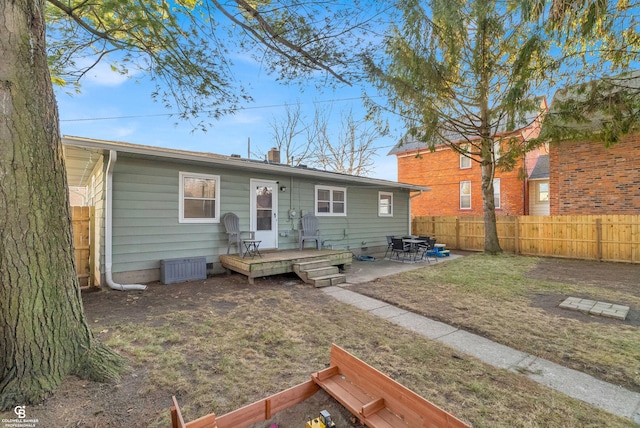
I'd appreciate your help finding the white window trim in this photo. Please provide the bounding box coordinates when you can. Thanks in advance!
[179,171,221,224]
[493,140,501,162]
[315,185,347,216]
[460,181,471,210]
[459,144,471,169]
[378,191,393,217]
[493,178,501,209]
[537,182,549,202]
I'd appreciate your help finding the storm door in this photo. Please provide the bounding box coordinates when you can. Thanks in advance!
[250,179,278,249]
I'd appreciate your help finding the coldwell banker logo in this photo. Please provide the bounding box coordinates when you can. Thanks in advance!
[1,405,39,427]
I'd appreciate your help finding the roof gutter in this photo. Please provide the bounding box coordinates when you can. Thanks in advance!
[62,136,429,192]
[104,150,147,291]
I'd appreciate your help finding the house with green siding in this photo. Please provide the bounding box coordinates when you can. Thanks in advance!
[62,136,430,286]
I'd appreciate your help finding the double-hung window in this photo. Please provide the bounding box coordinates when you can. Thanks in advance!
[493,178,501,209]
[460,181,471,210]
[179,172,220,223]
[315,185,346,216]
[459,143,471,169]
[538,182,549,202]
[378,191,393,217]
[493,141,501,162]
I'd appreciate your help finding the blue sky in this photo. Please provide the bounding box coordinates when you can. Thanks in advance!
[55,56,403,181]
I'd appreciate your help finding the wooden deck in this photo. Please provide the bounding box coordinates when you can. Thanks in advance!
[219,249,353,284]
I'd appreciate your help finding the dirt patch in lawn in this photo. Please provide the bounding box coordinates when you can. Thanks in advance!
[527,258,640,326]
[2,257,638,428]
[526,257,640,295]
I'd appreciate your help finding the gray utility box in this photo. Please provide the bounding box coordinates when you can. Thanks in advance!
[160,257,207,284]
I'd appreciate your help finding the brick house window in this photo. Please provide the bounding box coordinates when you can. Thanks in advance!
[460,181,471,209]
[459,144,471,169]
[315,185,346,216]
[494,178,501,208]
[494,141,501,162]
[179,172,220,223]
[538,182,549,202]
[378,191,393,217]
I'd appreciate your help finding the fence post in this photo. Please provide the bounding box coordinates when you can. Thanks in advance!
[514,217,520,254]
[595,218,602,261]
[455,217,460,249]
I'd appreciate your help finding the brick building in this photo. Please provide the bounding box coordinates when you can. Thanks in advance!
[549,132,640,215]
[389,102,549,217]
[545,71,640,215]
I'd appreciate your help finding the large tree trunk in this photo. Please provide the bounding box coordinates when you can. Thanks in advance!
[480,156,502,255]
[0,0,123,411]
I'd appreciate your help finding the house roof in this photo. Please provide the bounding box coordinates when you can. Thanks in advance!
[528,154,549,180]
[542,70,640,135]
[388,103,546,156]
[62,136,430,192]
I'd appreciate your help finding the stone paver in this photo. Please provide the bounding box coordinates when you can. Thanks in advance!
[559,296,629,320]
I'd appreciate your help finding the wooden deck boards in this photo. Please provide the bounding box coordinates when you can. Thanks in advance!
[220,249,352,284]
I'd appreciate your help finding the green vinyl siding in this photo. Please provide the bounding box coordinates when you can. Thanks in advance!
[110,154,413,274]
[276,179,410,252]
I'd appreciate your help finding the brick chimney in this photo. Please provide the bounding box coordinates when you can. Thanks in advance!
[268,147,280,163]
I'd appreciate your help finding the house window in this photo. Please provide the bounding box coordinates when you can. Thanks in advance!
[179,172,220,223]
[460,181,471,209]
[315,185,346,216]
[459,144,471,169]
[378,192,393,217]
[538,182,549,202]
[494,178,501,208]
[494,141,501,162]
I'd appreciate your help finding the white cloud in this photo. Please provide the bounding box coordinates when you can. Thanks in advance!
[112,125,137,138]
[77,59,141,87]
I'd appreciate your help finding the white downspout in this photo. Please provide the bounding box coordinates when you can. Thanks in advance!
[409,190,424,235]
[104,150,147,291]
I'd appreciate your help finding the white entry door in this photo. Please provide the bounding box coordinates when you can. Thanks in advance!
[250,179,278,250]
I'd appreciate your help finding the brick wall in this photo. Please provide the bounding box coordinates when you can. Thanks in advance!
[397,145,529,216]
[549,132,640,215]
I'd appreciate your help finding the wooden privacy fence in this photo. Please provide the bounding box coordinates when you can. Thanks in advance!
[71,206,95,287]
[412,215,640,264]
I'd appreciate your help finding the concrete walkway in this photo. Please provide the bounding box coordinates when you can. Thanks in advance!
[323,257,640,423]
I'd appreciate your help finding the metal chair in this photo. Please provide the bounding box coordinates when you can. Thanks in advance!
[223,213,255,256]
[298,213,321,250]
[424,238,438,259]
[384,235,395,259]
[415,236,433,263]
[390,238,414,262]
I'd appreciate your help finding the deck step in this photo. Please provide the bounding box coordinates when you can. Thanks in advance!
[294,259,332,270]
[304,266,339,278]
[311,273,347,288]
[293,259,346,286]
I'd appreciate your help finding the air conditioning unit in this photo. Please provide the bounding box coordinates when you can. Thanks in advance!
[160,257,206,284]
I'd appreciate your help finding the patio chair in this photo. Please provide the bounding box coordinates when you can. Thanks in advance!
[223,213,255,256]
[415,236,433,263]
[384,235,395,259]
[298,213,321,250]
[424,238,439,258]
[390,238,414,262]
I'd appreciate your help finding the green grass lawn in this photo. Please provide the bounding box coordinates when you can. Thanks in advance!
[349,253,640,394]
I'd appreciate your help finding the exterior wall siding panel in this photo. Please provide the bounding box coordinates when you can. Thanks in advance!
[108,155,413,280]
